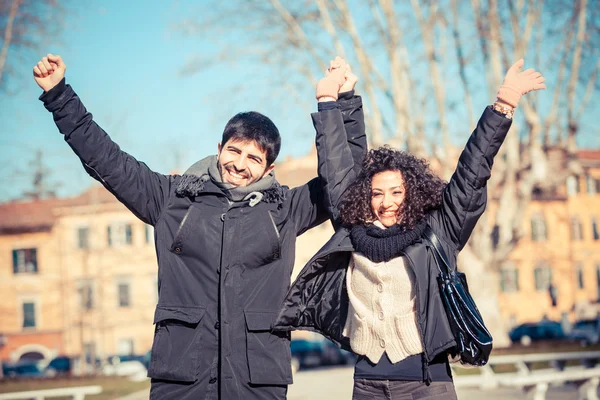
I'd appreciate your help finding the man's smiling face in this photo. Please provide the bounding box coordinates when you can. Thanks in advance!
[217,139,275,187]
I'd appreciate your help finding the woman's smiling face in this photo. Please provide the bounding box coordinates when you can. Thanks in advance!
[370,170,406,227]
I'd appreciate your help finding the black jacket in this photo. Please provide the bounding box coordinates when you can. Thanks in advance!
[40,80,366,400]
[274,107,512,374]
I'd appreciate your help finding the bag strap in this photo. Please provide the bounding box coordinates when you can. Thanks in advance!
[423,225,454,275]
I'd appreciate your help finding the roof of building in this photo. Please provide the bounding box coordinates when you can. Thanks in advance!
[0,185,119,234]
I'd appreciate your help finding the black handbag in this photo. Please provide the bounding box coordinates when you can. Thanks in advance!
[423,226,493,366]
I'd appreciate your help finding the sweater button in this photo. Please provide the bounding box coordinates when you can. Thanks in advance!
[377,283,383,293]
[378,311,384,320]
[379,339,386,348]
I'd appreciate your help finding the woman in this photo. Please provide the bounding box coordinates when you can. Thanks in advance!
[275,59,546,399]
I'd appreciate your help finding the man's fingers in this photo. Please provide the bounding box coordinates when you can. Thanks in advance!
[534,83,547,90]
[47,54,64,68]
[42,57,54,73]
[37,61,48,76]
[536,76,546,84]
[33,65,43,77]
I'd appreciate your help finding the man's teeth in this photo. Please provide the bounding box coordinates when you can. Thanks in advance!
[229,171,246,179]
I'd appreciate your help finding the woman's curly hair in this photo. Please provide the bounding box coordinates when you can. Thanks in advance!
[339,146,447,230]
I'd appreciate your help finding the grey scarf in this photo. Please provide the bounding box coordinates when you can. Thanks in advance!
[175,155,278,206]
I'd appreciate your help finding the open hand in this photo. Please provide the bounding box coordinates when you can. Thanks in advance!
[33,54,66,92]
[497,59,546,108]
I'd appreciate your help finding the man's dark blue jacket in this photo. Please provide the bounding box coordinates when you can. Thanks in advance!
[40,80,366,400]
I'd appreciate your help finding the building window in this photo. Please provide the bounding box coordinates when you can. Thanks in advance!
[13,248,38,274]
[500,263,519,293]
[531,214,548,242]
[107,223,133,247]
[593,217,599,241]
[77,227,89,249]
[534,263,552,291]
[77,280,95,310]
[83,342,96,365]
[586,175,600,195]
[22,302,36,329]
[571,217,584,241]
[118,338,135,355]
[567,175,580,196]
[576,263,584,289]
[145,225,154,244]
[118,281,131,307]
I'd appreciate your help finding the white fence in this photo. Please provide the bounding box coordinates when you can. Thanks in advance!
[0,385,102,400]
[453,351,600,400]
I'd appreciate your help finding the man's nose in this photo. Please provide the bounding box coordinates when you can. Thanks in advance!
[233,156,247,171]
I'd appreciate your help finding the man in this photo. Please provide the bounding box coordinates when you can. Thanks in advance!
[33,54,365,399]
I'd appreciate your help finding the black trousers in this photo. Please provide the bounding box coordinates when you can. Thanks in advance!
[352,379,458,400]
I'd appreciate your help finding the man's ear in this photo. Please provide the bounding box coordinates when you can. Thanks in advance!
[217,142,222,155]
[264,163,275,176]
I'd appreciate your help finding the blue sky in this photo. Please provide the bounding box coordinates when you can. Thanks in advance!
[0,1,598,202]
[0,1,319,202]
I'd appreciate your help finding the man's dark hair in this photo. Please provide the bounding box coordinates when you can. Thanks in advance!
[221,112,281,166]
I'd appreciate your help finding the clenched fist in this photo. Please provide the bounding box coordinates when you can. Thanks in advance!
[33,54,66,92]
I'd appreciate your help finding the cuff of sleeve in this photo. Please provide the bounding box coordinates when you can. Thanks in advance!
[338,90,355,101]
[39,78,67,104]
[318,101,340,112]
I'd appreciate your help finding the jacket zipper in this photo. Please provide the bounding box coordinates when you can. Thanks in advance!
[402,251,432,385]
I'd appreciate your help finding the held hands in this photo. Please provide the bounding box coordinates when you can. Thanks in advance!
[33,54,66,92]
[316,56,359,102]
[496,59,546,108]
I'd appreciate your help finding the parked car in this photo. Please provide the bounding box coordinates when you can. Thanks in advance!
[102,354,147,377]
[2,360,46,378]
[509,320,566,346]
[290,338,356,372]
[44,356,73,377]
[568,318,600,346]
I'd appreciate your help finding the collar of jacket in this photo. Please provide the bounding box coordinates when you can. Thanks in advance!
[307,228,355,264]
[176,168,287,207]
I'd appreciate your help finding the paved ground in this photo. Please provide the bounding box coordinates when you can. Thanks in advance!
[120,366,592,399]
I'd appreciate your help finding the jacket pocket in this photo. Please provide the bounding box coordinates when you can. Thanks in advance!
[244,310,292,385]
[147,305,206,382]
[169,206,201,256]
[346,312,367,355]
[394,311,424,355]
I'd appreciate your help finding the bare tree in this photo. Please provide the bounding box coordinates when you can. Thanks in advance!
[21,149,60,200]
[176,0,599,346]
[0,0,65,93]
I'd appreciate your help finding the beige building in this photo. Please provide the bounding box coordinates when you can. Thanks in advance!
[497,150,600,325]
[0,188,158,363]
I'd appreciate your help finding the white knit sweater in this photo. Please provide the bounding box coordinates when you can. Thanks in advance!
[343,232,424,364]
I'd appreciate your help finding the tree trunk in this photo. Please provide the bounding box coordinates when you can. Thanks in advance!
[0,0,21,88]
[459,246,511,348]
